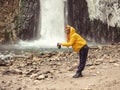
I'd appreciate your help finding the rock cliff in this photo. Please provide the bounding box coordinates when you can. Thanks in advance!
[0,0,40,44]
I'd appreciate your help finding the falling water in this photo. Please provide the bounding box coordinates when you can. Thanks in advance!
[18,0,66,48]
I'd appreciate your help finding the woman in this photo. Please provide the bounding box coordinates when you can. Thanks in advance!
[57,25,89,78]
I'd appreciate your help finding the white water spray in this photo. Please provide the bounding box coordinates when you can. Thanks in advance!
[19,0,66,48]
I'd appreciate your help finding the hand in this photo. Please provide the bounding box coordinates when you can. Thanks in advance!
[57,43,61,49]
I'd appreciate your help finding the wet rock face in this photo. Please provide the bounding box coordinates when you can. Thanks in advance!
[67,0,90,36]
[0,0,19,44]
[0,0,40,44]
[67,0,120,43]
[17,0,40,40]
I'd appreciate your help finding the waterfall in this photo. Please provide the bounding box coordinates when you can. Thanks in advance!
[19,0,66,48]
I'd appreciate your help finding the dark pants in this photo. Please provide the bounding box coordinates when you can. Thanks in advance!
[77,45,89,74]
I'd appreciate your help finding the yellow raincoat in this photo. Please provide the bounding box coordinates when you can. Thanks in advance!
[61,27,87,52]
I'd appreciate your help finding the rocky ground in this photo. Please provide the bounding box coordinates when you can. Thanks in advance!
[0,43,120,90]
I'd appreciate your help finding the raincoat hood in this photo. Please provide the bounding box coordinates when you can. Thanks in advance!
[70,27,76,36]
[66,27,76,42]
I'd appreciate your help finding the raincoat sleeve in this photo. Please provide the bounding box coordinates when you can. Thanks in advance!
[61,35,76,46]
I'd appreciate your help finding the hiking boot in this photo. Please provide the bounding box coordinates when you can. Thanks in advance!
[73,73,83,78]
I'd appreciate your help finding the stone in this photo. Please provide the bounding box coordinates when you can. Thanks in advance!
[26,69,39,76]
[36,75,46,80]
[86,62,93,66]
[2,69,22,75]
[68,63,78,71]
[113,63,120,67]
[16,87,22,90]
[33,57,40,61]
[14,69,23,75]
[109,59,118,63]
[0,60,7,66]
[0,21,5,27]
[30,74,38,79]
[94,59,103,65]
[83,87,92,90]
[88,66,96,70]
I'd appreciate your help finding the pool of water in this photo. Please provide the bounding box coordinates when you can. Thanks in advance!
[0,42,109,52]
